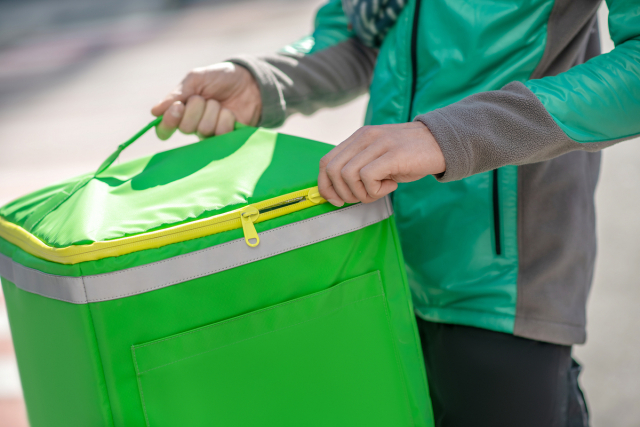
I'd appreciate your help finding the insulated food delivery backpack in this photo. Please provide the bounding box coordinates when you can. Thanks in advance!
[0,118,434,427]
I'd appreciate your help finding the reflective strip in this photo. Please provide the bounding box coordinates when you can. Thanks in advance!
[0,252,87,304]
[0,198,392,304]
[0,253,11,282]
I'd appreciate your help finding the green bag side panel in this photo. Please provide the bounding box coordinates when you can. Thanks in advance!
[1,279,113,427]
[84,218,432,427]
[0,129,334,248]
[390,211,433,420]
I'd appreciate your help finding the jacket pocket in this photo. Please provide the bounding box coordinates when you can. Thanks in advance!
[131,271,411,427]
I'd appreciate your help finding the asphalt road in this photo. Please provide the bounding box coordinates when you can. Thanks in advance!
[0,1,638,425]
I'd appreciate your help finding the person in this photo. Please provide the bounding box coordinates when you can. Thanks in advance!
[151,0,639,425]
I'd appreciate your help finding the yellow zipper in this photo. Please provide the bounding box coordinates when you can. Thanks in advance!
[0,187,327,265]
[238,187,325,247]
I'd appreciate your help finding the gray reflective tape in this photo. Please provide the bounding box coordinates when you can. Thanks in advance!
[0,252,87,303]
[0,198,392,304]
[84,198,391,301]
[0,252,12,282]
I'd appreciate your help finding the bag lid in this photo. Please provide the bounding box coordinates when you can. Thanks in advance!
[0,118,333,249]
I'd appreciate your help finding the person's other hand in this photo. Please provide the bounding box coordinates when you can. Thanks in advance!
[318,122,446,206]
[151,62,261,140]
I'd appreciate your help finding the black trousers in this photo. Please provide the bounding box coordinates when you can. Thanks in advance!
[416,318,589,427]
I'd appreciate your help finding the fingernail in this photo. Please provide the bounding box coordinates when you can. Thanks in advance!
[327,198,344,207]
[171,108,182,118]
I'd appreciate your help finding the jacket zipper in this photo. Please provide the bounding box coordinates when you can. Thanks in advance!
[492,169,502,255]
[407,0,422,122]
[408,1,501,256]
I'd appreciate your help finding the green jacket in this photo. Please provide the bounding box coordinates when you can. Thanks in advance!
[231,0,640,345]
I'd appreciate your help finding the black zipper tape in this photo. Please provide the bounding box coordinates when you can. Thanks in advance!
[492,169,502,255]
[258,197,306,215]
[407,0,422,122]
[409,2,501,256]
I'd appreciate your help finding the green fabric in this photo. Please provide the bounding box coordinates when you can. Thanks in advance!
[0,124,333,248]
[526,0,640,142]
[132,272,411,426]
[359,0,552,334]
[281,0,353,55]
[2,218,433,427]
[396,167,520,334]
[1,279,113,427]
[0,237,82,277]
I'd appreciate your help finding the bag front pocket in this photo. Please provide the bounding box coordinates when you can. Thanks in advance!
[132,271,412,427]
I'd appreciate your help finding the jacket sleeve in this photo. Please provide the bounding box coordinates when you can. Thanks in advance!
[228,0,377,128]
[415,0,640,182]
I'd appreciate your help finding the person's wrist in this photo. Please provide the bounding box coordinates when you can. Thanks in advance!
[414,121,446,176]
[230,62,262,125]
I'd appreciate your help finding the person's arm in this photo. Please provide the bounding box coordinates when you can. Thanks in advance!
[228,0,377,128]
[316,0,639,206]
[415,0,640,182]
[151,0,376,139]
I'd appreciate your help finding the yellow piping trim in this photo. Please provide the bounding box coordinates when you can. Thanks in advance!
[0,187,326,265]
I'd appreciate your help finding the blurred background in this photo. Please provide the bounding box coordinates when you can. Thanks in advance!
[0,1,638,426]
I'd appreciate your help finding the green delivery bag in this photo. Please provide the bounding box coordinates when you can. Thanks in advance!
[0,118,434,427]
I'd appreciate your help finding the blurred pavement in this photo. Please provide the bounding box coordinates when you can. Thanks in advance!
[0,1,638,426]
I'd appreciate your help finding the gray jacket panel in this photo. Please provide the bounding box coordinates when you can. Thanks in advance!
[515,150,601,345]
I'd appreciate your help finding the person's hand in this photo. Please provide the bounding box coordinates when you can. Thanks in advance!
[318,122,446,206]
[151,62,261,140]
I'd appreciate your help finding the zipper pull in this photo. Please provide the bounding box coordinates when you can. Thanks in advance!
[240,206,260,247]
[307,187,326,204]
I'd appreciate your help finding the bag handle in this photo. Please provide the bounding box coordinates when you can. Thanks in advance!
[95,117,247,176]
[95,117,161,176]
[23,117,246,232]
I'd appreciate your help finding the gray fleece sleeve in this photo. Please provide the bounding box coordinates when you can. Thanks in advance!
[415,81,630,182]
[228,38,377,128]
